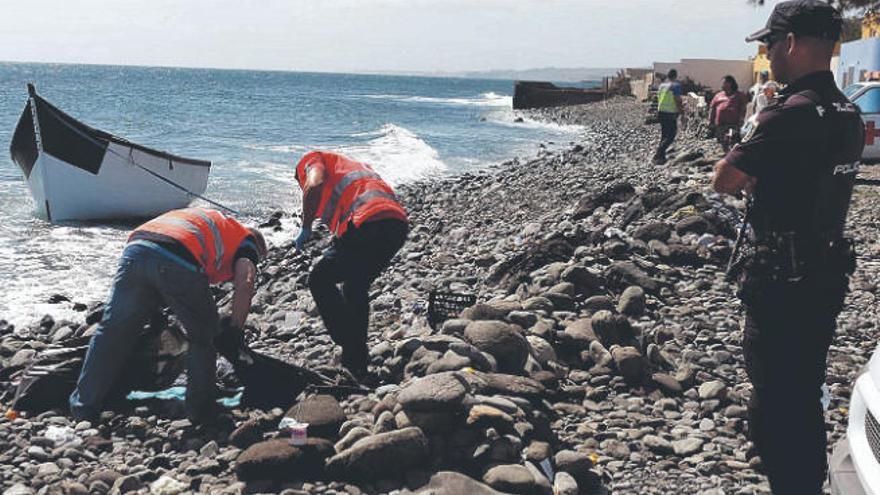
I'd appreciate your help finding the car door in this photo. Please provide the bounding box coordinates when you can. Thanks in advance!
[853,86,880,163]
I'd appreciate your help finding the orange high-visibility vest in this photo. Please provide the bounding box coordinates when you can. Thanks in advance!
[295,151,407,237]
[130,208,252,284]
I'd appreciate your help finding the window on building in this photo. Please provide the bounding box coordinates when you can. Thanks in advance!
[855,87,880,114]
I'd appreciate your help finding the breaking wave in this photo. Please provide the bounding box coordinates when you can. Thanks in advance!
[359,92,512,108]
[335,124,447,185]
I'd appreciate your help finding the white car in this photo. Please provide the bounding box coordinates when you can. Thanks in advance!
[844,82,880,163]
[830,347,880,494]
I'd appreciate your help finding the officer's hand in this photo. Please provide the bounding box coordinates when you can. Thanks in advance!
[294,226,312,251]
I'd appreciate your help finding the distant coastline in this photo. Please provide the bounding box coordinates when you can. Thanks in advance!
[0,59,627,83]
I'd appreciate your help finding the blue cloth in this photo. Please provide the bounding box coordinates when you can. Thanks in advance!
[70,243,220,423]
[128,386,242,407]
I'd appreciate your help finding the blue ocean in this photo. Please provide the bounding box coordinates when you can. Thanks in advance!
[0,63,584,326]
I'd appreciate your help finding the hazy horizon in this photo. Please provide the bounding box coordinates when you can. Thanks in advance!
[0,1,781,74]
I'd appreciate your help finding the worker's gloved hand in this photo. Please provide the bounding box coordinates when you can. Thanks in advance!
[215,315,247,365]
[294,226,312,251]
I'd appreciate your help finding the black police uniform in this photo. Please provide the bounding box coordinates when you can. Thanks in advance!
[724,70,864,493]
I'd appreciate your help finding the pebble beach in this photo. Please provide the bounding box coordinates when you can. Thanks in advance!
[1,97,879,494]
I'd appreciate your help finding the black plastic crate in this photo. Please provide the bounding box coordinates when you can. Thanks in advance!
[428,290,477,329]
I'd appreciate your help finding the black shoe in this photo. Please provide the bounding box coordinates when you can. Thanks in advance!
[341,345,368,374]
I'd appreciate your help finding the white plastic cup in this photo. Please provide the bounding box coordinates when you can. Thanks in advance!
[290,423,309,446]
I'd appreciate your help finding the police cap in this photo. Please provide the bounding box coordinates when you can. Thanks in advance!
[746,0,843,44]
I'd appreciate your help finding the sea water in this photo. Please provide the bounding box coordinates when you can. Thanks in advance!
[0,62,586,326]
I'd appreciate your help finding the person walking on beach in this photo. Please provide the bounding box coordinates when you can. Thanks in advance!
[712,1,863,493]
[753,80,779,115]
[749,70,770,108]
[293,151,408,380]
[69,208,267,424]
[709,75,748,152]
[652,69,683,165]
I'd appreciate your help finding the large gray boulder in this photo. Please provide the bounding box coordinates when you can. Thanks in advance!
[397,372,469,412]
[611,346,648,385]
[605,261,659,293]
[325,427,430,480]
[414,471,505,495]
[234,438,334,481]
[590,310,635,347]
[285,394,347,439]
[633,221,673,242]
[464,320,529,373]
[482,464,553,495]
[617,286,646,316]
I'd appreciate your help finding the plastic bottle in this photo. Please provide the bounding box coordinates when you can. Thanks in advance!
[821,384,831,410]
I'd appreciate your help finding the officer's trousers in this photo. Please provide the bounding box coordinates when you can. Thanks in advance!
[741,272,848,494]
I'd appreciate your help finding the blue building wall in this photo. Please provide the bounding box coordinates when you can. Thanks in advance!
[837,38,880,88]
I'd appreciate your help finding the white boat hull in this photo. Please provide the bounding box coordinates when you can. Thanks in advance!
[10,84,212,222]
[27,143,210,222]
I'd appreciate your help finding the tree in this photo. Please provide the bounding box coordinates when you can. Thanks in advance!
[746,0,867,42]
[748,0,878,13]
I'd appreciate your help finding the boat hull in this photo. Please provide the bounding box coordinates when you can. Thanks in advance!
[9,86,212,222]
[27,144,210,222]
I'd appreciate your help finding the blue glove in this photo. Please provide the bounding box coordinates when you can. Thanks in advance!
[294,226,312,251]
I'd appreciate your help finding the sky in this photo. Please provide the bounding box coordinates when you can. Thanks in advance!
[0,0,783,73]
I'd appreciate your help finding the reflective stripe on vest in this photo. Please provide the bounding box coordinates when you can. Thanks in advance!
[149,216,211,267]
[189,208,225,273]
[338,190,398,226]
[131,208,253,284]
[320,169,382,225]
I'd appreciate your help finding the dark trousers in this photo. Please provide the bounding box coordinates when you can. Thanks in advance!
[741,272,848,494]
[70,243,219,422]
[308,218,408,371]
[654,111,678,160]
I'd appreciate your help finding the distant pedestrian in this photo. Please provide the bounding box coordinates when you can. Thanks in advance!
[749,70,770,102]
[709,75,748,152]
[754,80,779,115]
[652,69,683,165]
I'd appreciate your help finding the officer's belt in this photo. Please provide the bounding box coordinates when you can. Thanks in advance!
[750,231,854,278]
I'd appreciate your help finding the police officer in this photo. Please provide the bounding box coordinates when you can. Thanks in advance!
[712,2,864,493]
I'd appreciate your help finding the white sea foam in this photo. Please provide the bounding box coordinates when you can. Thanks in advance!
[487,110,585,134]
[244,143,312,154]
[359,92,512,108]
[334,123,447,186]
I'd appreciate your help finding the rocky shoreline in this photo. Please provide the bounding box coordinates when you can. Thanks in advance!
[1,98,879,494]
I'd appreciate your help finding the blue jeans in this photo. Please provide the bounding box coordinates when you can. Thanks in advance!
[69,243,219,422]
[308,219,407,372]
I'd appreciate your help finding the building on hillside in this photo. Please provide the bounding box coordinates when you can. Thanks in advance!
[838,38,880,87]
[862,12,880,39]
[752,45,772,83]
[836,12,880,88]
[653,58,753,91]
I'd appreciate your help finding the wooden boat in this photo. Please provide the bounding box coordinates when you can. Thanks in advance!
[9,84,211,222]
